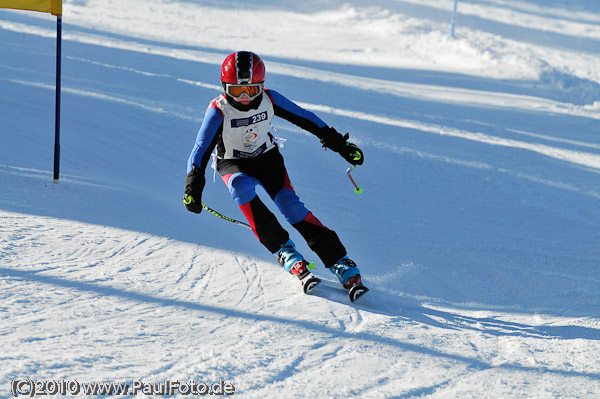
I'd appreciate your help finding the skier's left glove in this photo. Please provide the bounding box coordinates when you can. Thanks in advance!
[319,126,364,166]
[183,164,205,214]
[339,137,364,166]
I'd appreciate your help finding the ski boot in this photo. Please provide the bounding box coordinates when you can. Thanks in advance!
[276,239,321,293]
[330,256,369,302]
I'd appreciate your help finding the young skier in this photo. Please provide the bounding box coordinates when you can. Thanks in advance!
[183,51,365,295]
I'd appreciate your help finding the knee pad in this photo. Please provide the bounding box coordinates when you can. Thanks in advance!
[274,189,309,225]
[227,173,258,205]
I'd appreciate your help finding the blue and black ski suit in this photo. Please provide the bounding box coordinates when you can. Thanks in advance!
[186,88,347,267]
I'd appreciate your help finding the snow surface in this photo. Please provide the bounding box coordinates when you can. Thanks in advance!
[1,0,600,397]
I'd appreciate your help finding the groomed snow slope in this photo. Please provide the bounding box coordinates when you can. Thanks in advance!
[1,1,600,397]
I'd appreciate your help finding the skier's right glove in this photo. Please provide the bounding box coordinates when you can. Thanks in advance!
[183,164,205,214]
[319,127,364,166]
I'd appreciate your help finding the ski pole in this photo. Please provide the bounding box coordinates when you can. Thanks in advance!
[201,202,252,230]
[346,165,363,194]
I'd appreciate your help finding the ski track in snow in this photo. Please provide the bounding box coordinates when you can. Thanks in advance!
[2,210,600,398]
[2,1,600,398]
[2,17,598,175]
[6,51,600,174]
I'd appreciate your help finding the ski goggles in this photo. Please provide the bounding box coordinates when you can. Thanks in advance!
[224,82,264,99]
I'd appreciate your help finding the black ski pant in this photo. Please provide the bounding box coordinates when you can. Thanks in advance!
[217,148,346,268]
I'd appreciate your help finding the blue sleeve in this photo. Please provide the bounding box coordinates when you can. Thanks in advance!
[267,89,327,133]
[187,107,223,173]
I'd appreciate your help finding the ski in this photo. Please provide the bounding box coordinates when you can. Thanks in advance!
[348,284,369,302]
[344,275,370,303]
[288,261,369,301]
[300,274,322,294]
[290,261,321,294]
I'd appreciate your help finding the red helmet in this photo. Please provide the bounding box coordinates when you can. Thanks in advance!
[221,51,266,85]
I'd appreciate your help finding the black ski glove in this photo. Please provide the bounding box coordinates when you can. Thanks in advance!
[339,138,364,166]
[319,127,364,166]
[183,164,205,214]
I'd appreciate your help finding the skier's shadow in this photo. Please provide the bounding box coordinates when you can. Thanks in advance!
[348,285,600,342]
[4,266,600,382]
